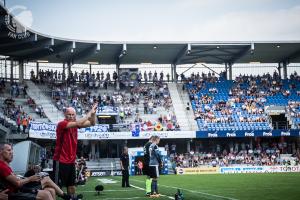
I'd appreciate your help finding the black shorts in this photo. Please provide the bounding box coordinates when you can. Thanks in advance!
[143,164,150,176]
[149,166,159,179]
[54,161,76,187]
[9,192,36,200]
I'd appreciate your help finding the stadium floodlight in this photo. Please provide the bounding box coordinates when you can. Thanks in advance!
[87,61,99,65]
[187,43,191,55]
[96,43,101,52]
[37,60,48,63]
[122,43,127,55]
[249,61,260,64]
[250,43,254,54]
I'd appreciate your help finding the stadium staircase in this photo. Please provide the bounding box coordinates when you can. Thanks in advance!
[168,83,197,131]
[25,80,64,123]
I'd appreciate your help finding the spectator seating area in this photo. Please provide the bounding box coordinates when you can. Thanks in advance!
[0,81,48,134]
[171,140,300,168]
[186,72,300,131]
[34,73,180,132]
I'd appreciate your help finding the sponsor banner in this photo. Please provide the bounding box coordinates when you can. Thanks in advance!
[196,129,300,138]
[176,167,219,175]
[29,122,196,140]
[220,165,300,174]
[96,106,119,115]
[86,170,122,177]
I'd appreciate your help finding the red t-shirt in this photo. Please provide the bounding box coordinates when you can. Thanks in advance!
[0,160,18,193]
[53,119,78,164]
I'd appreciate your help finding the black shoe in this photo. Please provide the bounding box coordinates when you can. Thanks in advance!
[60,193,71,200]
[72,194,83,200]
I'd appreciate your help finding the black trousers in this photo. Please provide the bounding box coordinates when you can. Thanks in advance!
[122,169,129,187]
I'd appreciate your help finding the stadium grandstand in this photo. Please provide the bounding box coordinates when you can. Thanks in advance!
[0,1,300,200]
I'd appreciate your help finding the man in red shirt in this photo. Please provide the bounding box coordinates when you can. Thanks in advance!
[0,143,53,200]
[53,104,97,199]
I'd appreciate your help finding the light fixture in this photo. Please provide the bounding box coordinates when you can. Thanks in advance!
[71,48,74,53]
[37,60,48,63]
[87,61,99,65]
[250,43,255,54]
[153,45,157,49]
[216,46,220,49]
[276,45,280,48]
[51,38,54,46]
[96,43,101,52]
[187,43,191,55]
[249,61,261,64]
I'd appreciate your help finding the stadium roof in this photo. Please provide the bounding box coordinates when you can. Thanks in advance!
[1,4,300,65]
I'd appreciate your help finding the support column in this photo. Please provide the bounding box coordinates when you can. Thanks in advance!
[225,63,228,80]
[283,62,288,80]
[171,63,177,82]
[10,59,13,83]
[171,63,174,82]
[116,63,120,90]
[91,141,96,160]
[187,140,191,153]
[277,63,282,79]
[62,63,66,82]
[36,62,39,80]
[4,59,7,81]
[19,60,24,83]
[67,62,71,79]
[228,63,233,80]
[89,64,92,75]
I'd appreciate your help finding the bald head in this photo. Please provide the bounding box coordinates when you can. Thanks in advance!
[65,107,76,121]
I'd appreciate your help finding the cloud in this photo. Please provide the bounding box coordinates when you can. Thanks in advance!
[179,5,300,41]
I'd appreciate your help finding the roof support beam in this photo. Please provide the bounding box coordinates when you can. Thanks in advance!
[116,44,127,65]
[19,42,72,61]
[228,44,252,64]
[0,38,51,54]
[66,44,97,65]
[280,48,300,63]
[173,44,190,65]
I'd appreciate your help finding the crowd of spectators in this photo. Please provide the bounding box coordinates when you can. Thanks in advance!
[287,101,300,128]
[171,143,300,168]
[43,73,179,131]
[186,71,300,130]
[1,98,32,133]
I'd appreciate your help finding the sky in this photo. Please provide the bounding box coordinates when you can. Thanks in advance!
[3,0,300,42]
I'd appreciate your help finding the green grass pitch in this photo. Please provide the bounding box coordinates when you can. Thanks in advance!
[75,173,300,200]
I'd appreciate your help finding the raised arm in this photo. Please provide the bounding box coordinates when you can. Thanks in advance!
[66,103,97,129]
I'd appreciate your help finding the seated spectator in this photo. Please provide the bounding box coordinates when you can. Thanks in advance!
[0,143,71,200]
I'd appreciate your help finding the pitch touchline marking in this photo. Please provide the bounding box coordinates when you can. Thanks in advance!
[101,197,145,200]
[131,184,175,200]
[130,179,239,200]
[80,189,134,192]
